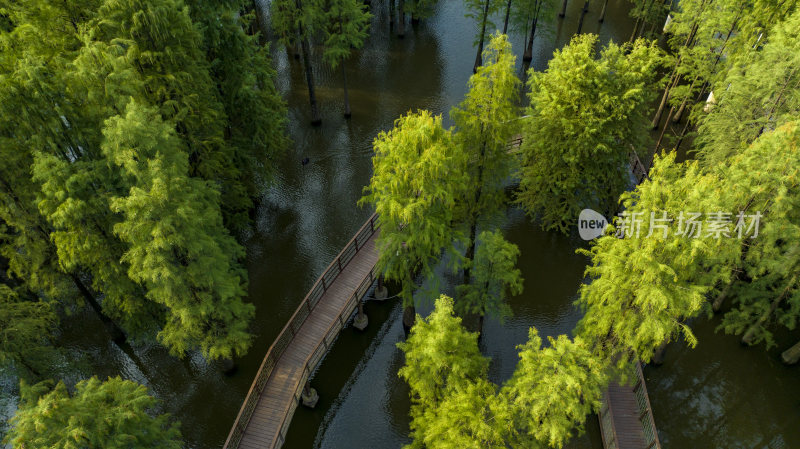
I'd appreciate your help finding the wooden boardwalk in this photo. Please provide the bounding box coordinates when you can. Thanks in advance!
[224,214,380,449]
[598,362,661,449]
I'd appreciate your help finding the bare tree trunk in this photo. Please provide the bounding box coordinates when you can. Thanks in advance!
[503,0,512,33]
[558,0,569,19]
[70,274,127,343]
[559,0,568,17]
[782,340,800,365]
[598,0,609,22]
[402,304,416,335]
[299,36,322,125]
[576,0,589,34]
[523,15,538,62]
[712,282,733,312]
[342,63,351,118]
[473,0,491,72]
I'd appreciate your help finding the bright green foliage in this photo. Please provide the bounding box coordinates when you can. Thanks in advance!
[5,377,182,448]
[0,284,58,379]
[500,329,607,448]
[398,295,489,407]
[104,101,253,361]
[716,122,800,347]
[360,111,467,305]
[517,35,665,233]
[412,378,507,449]
[451,32,520,238]
[576,152,736,366]
[322,0,371,69]
[399,297,609,448]
[398,296,496,448]
[694,9,800,165]
[664,0,798,124]
[456,230,522,321]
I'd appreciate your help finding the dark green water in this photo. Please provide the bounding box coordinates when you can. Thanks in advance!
[1,1,798,448]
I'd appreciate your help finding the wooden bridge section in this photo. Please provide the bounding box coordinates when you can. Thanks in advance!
[224,213,380,449]
[597,355,662,447]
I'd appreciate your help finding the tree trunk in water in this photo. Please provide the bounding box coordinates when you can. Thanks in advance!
[342,63,351,118]
[523,16,538,62]
[576,0,589,34]
[781,340,800,365]
[598,0,609,22]
[389,0,394,32]
[712,282,733,312]
[70,274,127,343]
[559,0,568,17]
[653,105,675,153]
[629,17,641,42]
[402,304,416,335]
[651,340,669,365]
[503,0,512,33]
[397,0,405,37]
[300,37,322,125]
[473,0,491,73]
[463,219,478,286]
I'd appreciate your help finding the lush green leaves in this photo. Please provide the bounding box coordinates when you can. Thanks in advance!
[5,377,182,448]
[360,111,467,304]
[518,34,665,233]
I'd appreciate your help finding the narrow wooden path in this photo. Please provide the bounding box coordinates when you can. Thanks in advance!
[598,363,661,449]
[225,214,380,449]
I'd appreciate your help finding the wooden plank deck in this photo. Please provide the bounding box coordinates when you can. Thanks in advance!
[598,363,661,449]
[225,214,380,449]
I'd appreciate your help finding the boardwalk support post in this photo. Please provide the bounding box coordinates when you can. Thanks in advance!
[374,274,388,300]
[353,299,368,331]
[301,381,319,408]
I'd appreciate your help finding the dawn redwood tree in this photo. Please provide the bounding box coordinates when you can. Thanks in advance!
[576,152,740,367]
[184,0,289,204]
[456,230,523,330]
[451,33,519,283]
[714,122,800,350]
[359,111,467,330]
[517,35,664,233]
[500,329,607,448]
[694,10,800,166]
[104,101,254,361]
[509,0,556,62]
[322,0,372,118]
[5,377,182,448]
[465,0,503,72]
[397,295,499,448]
[0,284,58,379]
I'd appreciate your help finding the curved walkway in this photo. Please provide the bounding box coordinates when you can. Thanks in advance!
[224,213,380,449]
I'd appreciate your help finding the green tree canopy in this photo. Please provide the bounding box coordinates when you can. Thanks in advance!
[0,284,58,379]
[104,101,254,361]
[5,377,182,448]
[517,34,665,233]
[360,111,467,305]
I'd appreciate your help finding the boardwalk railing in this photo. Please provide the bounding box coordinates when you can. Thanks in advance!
[224,213,380,449]
[598,362,661,449]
